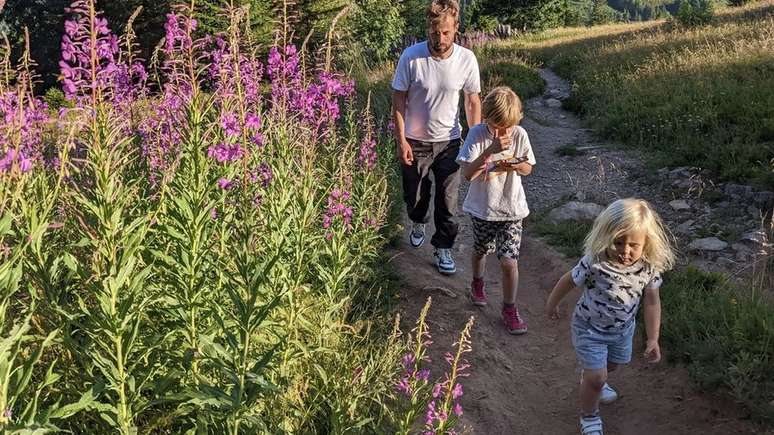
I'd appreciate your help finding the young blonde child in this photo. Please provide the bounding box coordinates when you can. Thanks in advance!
[545,198,676,435]
[456,86,536,334]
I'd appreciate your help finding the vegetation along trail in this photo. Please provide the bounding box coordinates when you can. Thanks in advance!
[391,68,768,434]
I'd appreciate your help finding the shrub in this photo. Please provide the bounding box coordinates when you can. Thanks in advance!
[675,0,716,26]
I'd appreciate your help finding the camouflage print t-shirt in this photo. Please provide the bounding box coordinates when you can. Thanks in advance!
[571,255,662,331]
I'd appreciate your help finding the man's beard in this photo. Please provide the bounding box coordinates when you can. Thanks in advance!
[431,42,449,53]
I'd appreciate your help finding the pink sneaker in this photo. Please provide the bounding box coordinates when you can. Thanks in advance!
[469,278,487,306]
[502,306,528,335]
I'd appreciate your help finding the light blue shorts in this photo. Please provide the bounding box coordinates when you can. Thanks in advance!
[571,316,635,370]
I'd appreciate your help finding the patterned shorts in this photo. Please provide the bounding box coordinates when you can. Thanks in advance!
[471,217,523,260]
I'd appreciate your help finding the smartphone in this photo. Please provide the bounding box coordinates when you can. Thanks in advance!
[503,155,529,166]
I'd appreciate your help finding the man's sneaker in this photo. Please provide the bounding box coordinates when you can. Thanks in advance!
[579,415,604,435]
[501,306,528,335]
[470,278,487,306]
[599,383,618,404]
[409,223,425,248]
[434,248,456,275]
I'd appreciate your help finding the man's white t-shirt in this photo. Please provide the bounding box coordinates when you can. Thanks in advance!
[392,42,481,142]
[456,124,536,221]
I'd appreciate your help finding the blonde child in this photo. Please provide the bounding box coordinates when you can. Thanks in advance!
[456,86,536,334]
[545,198,676,435]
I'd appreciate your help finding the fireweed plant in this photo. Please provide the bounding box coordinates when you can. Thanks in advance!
[0,1,476,432]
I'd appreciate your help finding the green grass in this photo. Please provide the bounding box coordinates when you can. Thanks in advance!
[475,42,546,99]
[512,1,774,189]
[555,144,585,157]
[660,266,774,424]
[526,212,592,258]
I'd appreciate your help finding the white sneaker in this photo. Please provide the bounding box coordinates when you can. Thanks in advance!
[409,223,425,248]
[599,383,618,404]
[579,371,618,404]
[434,248,456,275]
[579,415,604,435]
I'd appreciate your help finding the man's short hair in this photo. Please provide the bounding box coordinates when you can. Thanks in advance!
[483,86,523,127]
[427,0,460,26]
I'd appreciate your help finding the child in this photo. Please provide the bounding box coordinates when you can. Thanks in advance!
[456,86,536,334]
[544,198,676,435]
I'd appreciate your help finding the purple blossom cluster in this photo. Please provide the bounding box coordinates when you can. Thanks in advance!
[138,12,201,182]
[0,91,49,175]
[396,353,431,397]
[267,45,300,107]
[293,71,354,133]
[267,45,354,134]
[59,0,146,105]
[423,351,471,432]
[322,188,353,238]
[209,36,264,107]
[207,141,245,163]
[357,136,377,170]
[459,31,497,49]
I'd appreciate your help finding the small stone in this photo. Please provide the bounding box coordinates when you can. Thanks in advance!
[546,98,562,108]
[688,237,729,252]
[549,88,562,96]
[547,201,605,224]
[752,191,774,209]
[657,167,670,177]
[560,115,566,119]
[732,242,752,252]
[724,183,752,198]
[671,179,693,189]
[740,229,769,248]
[675,220,695,235]
[669,167,692,179]
[669,199,691,211]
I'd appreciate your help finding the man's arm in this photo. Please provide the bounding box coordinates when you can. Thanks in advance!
[464,92,482,128]
[392,90,413,166]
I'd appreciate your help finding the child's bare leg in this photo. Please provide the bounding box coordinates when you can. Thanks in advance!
[500,258,518,304]
[580,368,607,415]
[607,362,618,372]
[472,251,486,279]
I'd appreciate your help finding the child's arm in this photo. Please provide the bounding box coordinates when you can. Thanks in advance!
[642,286,662,362]
[461,154,490,181]
[545,271,575,319]
[497,160,532,176]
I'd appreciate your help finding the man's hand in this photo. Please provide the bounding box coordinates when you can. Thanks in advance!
[644,339,661,363]
[398,140,414,166]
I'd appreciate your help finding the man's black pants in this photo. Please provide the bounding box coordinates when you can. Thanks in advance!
[400,138,461,249]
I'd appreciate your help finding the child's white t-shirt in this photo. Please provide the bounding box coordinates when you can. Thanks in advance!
[392,42,481,142]
[571,255,663,331]
[456,124,536,221]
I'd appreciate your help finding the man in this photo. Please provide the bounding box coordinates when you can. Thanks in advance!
[392,0,482,275]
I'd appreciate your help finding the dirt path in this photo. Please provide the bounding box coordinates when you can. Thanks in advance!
[391,69,767,435]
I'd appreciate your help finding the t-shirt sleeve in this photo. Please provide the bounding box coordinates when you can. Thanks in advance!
[571,255,592,287]
[462,52,481,94]
[645,273,663,290]
[515,128,537,165]
[392,52,410,92]
[456,130,482,164]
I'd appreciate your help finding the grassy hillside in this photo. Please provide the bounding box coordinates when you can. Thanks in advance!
[513,1,774,188]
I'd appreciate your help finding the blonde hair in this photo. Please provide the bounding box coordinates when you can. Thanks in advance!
[584,198,676,273]
[482,86,523,128]
[427,0,460,26]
